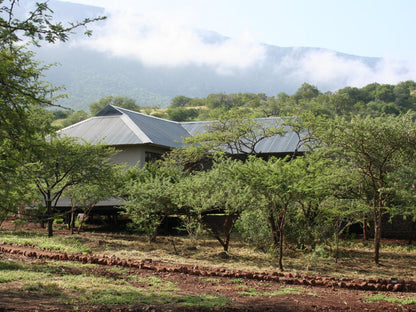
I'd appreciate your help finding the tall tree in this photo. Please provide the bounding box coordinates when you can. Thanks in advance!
[235,156,308,271]
[32,137,117,237]
[0,0,104,220]
[172,158,259,252]
[122,161,183,242]
[315,113,416,264]
[182,110,284,159]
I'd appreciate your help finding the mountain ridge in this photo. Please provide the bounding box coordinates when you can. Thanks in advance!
[33,0,384,111]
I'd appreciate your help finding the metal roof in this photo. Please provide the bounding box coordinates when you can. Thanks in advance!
[59,105,304,154]
[59,105,190,148]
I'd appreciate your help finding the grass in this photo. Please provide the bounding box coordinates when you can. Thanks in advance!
[238,286,303,297]
[0,257,228,308]
[0,230,92,253]
[1,224,416,309]
[366,293,416,305]
[1,226,416,281]
[199,277,221,283]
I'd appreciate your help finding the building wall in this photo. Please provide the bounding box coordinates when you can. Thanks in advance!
[112,144,169,167]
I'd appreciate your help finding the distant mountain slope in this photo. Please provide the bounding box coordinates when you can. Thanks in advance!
[33,1,383,111]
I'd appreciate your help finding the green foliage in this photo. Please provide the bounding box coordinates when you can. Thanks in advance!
[161,81,416,121]
[172,158,260,251]
[170,95,193,108]
[235,208,272,251]
[365,293,416,305]
[61,110,89,127]
[31,137,118,236]
[166,107,199,121]
[183,109,284,159]
[122,161,183,242]
[0,0,105,227]
[313,113,416,263]
[89,95,140,115]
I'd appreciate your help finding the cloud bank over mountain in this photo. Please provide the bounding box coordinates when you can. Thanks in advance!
[73,4,416,91]
[282,50,416,90]
[37,1,416,110]
[78,9,266,74]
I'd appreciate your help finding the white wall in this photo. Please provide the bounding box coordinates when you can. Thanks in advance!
[111,145,169,167]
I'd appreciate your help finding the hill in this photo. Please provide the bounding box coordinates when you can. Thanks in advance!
[34,1,382,111]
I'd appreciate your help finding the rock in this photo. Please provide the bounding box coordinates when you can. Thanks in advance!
[393,283,403,292]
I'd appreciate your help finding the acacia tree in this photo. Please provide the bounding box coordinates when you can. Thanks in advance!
[187,110,284,156]
[0,0,104,220]
[315,113,416,264]
[122,161,183,242]
[172,158,260,252]
[166,109,286,172]
[32,137,117,237]
[65,168,122,234]
[234,156,310,271]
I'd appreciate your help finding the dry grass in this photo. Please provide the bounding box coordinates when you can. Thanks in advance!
[1,225,416,281]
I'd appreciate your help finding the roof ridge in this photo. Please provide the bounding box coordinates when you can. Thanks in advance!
[120,114,152,144]
[112,105,182,125]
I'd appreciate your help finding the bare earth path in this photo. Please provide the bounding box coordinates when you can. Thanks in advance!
[0,242,416,312]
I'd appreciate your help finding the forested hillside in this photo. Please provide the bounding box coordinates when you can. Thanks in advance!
[54,81,416,127]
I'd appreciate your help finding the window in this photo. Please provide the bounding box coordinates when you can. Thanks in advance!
[145,151,162,163]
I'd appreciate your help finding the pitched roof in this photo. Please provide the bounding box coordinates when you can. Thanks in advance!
[59,105,304,154]
[59,105,190,148]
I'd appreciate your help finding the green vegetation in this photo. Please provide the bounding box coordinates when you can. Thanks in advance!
[0,254,228,308]
[238,286,303,297]
[1,3,416,311]
[154,81,416,121]
[51,80,416,128]
[366,293,416,305]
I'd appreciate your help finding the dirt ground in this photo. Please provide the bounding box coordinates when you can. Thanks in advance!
[0,220,415,312]
[0,244,416,312]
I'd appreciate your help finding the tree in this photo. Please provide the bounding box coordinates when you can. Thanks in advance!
[170,95,193,108]
[61,110,89,127]
[172,158,259,252]
[65,167,122,234]
[235,156,308,271]
[293,83,320,103]
[32,137,117,237]
[315,113,416,264]
[122,161,183,242]
[89,96,140,115]
[183,110,284,158]
[166,107,199,121]
[0,106,53,224]
[0,0,104,221]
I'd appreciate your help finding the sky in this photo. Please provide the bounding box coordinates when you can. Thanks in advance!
[67,0,416,88]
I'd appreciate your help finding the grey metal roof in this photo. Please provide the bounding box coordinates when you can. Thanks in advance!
[59,105,304,154]
[181,117,304,154]
[59,105,190,148]
[52,197,124,208]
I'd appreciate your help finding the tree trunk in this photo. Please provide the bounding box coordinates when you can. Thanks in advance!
[47,218,53,237]
[374,212,382,265]
[69,206,76,234]
[362,214,368,240]
[47,202,53,237]
[268,213,280,251]
[335,222,340,264]
[278,228,284,271]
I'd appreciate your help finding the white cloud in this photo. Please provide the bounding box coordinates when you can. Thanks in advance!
[284,50,416,90]
[77,9,266,74]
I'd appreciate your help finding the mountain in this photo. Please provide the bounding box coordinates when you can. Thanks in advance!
[33,1,383,111]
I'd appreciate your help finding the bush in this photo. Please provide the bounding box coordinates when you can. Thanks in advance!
[235,209,272,251]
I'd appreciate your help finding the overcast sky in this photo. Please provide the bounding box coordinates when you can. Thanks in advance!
[67,0,416,88]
